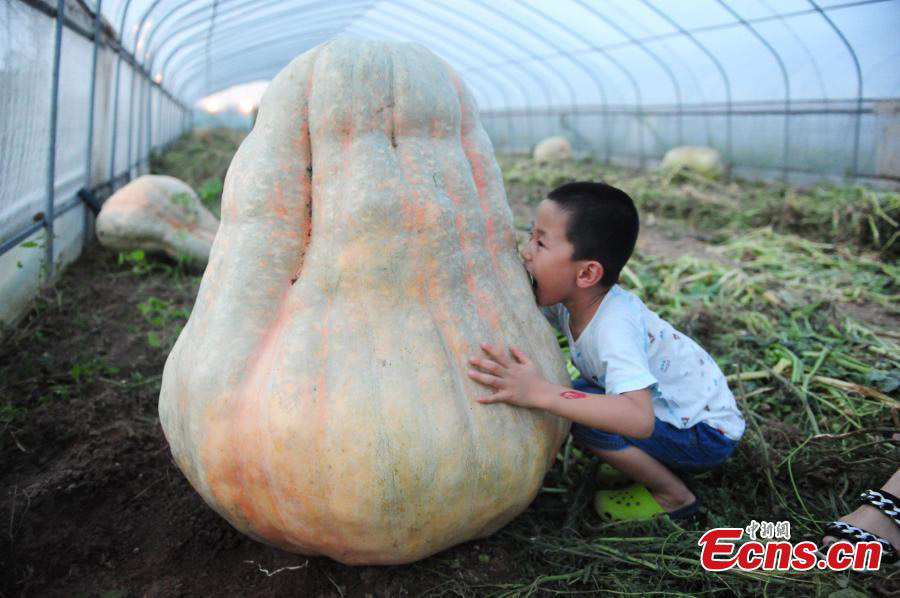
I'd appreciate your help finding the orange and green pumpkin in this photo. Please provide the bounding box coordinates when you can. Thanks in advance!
[159,38,570,565]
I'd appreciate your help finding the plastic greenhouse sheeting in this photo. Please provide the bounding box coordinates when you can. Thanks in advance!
[1,0,899,328]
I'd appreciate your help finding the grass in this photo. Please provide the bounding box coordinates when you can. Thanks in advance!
[144,132,898,594]
[499,154,900,260]
[139,132,900,594]
[4,129,897,596]
[491,153,899,597]
[149,127,244,218]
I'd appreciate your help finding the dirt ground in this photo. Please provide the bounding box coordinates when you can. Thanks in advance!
[0,243,541,597]
[1,208,895,597]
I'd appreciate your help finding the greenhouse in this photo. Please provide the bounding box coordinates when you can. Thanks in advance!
[1,0,898,595]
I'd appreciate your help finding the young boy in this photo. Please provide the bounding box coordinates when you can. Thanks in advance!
[467,182,745,521]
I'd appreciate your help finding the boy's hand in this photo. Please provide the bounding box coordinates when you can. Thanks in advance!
[467,343,550,409]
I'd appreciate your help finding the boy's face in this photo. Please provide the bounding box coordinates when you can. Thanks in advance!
[521,199,581,307]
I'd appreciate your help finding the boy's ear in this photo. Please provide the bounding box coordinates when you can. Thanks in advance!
[575,260,604,288]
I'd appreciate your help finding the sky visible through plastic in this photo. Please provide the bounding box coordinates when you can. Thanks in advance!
[90,0,900,113]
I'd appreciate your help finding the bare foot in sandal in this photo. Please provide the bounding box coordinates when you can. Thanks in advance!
[822,469,900,566]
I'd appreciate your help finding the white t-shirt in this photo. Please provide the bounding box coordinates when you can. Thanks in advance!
[543,285,745,441]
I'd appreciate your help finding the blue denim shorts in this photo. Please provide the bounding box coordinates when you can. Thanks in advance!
[569,379,737,473]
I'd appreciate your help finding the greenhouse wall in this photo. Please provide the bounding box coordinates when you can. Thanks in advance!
[481,98,897,186]
[0,0,186,330]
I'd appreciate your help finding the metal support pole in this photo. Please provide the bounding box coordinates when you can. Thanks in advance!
[809,0,862,179]
[83,0,102,245]
[44,0,65,280]
[135,73,145,175]
[109,0,136,189]
[126,63,137,179]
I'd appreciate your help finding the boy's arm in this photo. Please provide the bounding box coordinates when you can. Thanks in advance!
[468,343,655,439]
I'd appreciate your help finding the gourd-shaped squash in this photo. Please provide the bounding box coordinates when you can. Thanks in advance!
[159,39,570,565]
[96,175,218,264]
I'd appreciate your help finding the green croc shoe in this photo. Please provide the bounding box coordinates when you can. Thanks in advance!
[596,463,631,489]
[594,483,702,522]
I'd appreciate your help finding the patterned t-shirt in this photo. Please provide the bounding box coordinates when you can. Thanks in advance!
[542,284,745,441]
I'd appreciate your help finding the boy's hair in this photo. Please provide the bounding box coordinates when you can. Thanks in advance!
[546,181,639,287]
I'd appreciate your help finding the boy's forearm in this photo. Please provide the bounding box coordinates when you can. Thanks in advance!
[533,383,655,439]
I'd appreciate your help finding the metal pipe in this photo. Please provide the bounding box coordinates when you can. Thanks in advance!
[109,0,137,190]
[517,0,643,165]
[466,0,590,153]
[640,0,734,174]
[84,0,102,245]
[575,0,684,146]
[160,5,367,95]
[352,2,523,150]
[716,0,791,182]
[808,0,863,179]
[43,0,65,279]
[603,0,712,145]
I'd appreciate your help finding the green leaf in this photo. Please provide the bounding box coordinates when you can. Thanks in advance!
[147,331,161,348]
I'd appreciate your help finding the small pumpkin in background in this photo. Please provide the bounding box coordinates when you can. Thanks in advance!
[96,175,218,265]
[159,39,570,565]
[660,146,724,180]
[533,136,572,162]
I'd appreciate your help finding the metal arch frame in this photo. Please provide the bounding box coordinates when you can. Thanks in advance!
[433,1,886,88]
[515,0,650,166]
[142,0,235,158]
[716,0,791,182]
[168,16,364,99]
[337,0,553,152]
[109,0,138,182]
[172,14,526,146]
[146,0,279,87]
[42,0,65,274]
[345,1,541,150]
[84,0,103,245]
[574,0,683,145]
[385,0,556,152]
[600,1,713,146]
[173,29,344,99]
[144,0,244,149]
[109,0,883,184]
[758,0,829,101]
[466,0,618,161]
[808,0,863,178]
[158,3,366,96]
[167,16,371,98]
[334,20,512,119]
[441,0,580,112]
[424,0,614,159]
[143,1,369,164]
[108,0,189,184]
[126,0,170,179]
[639,0,734,170]
[145,0,247,79]
[422,0,610,159]
[162,1,356,85]
[148,2,367,159]
[130,0,341,168]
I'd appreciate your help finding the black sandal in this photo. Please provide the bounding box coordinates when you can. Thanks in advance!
[822,489,900,566]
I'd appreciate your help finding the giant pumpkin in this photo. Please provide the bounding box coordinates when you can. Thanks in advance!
[159,39,570,565]
[96,175,218,264]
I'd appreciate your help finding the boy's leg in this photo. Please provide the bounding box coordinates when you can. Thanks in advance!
[590,445,696,512]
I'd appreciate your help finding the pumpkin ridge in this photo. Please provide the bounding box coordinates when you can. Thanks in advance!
[386,44,486,539]
[191,45,326,547]
[448,66,552,400]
